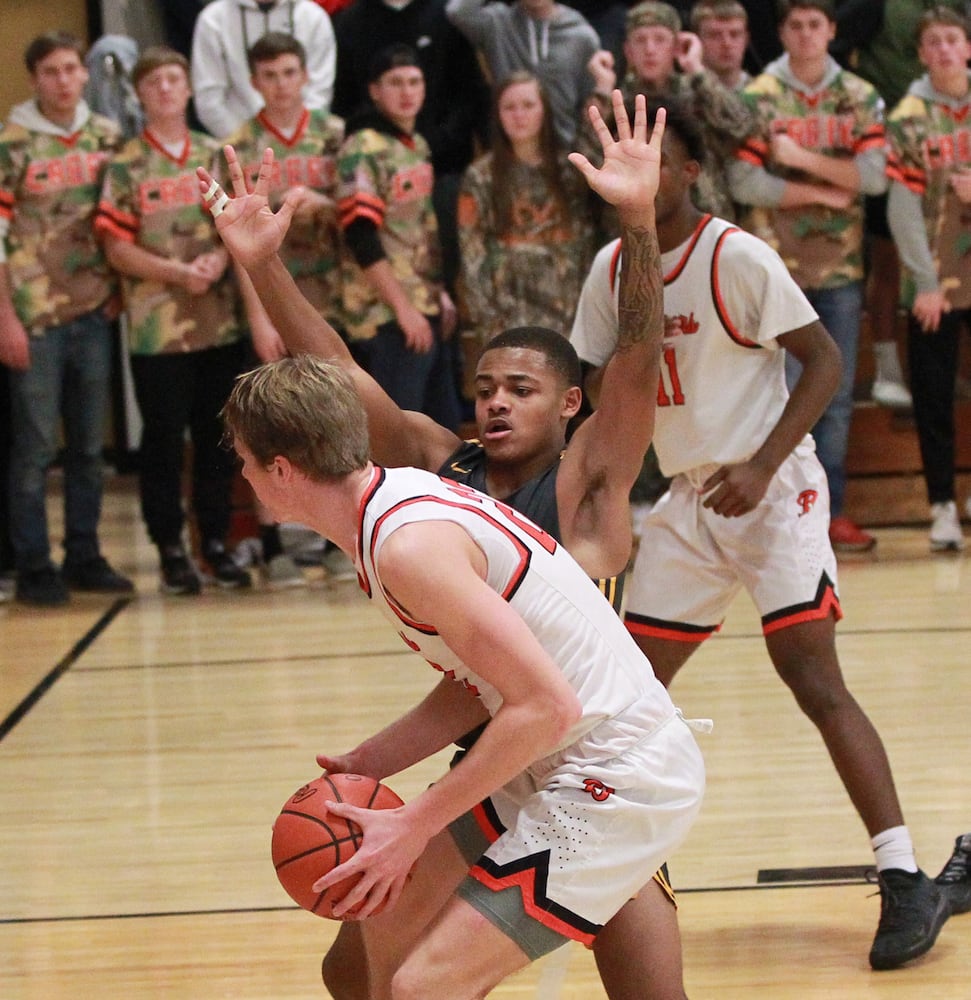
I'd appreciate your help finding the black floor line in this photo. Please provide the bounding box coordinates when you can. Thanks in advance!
[0,876,876,927]
[0,597,132,742]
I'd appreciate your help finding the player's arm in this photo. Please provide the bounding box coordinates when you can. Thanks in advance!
[558,95,665,559]
[315,520,581,916]
[0,262,30,370]
[196,148,461,471]
[701,318,840,517]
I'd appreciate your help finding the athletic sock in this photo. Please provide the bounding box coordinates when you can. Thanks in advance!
[872,825,918,873]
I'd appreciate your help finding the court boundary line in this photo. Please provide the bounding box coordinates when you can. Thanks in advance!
[0,597,132,743]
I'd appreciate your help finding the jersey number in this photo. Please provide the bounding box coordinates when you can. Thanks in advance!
[656,347,685,407]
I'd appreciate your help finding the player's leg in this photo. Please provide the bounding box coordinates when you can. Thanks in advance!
[362,826,472,998]
[593,875,687,1000]
[321,922,367,1000]
[764,615,903,836]
[631,634,701,688]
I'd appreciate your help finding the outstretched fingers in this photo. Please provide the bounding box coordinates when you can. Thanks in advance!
[648,104,667,156]
[611,88,633,143]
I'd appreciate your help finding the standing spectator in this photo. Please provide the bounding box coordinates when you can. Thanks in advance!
[337,44,461,428]
[692,0,751,90]
[582,0,753,224]
[885,5,971,552]
[225,31,347,587]
[330,0,490,292]
[458,72,594,348]
[729,0,887,554]
[445,0,601,145]
[0,32,133,606]
[833,1,965,411]
[190,0,336,138]
[95,46,251,594]
[572,99,949,974]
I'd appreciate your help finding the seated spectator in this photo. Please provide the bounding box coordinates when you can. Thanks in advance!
[96,46,251,594]
[445,0,601,145]
[337,43,461,429]
[190,0,336,138]
[457,71,594,350]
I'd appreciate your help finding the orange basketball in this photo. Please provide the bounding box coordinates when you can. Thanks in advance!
[271,773,403,919]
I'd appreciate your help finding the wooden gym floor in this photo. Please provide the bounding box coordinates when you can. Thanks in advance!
[1,473,970,998]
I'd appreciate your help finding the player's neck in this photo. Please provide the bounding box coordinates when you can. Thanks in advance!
[262,103,306,132]
[656,204,704,254]
[788,53,828,89]
[484,443,562,499]
[932,69,970,101]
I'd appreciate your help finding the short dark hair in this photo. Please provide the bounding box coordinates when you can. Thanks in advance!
[367,43,421,85]
[777,0,836,25]
[247,31,307,73]
[479,327,582,389]
[132,46,190,91]
[25,31,85,74]
[916,5,970,43]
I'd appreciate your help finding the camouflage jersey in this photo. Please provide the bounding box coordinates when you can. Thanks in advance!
[735,56,886,290]
[95,128,242,355]
[0,100,119,332]
[577,70,753,231]
[224,107,345,323]
[337,112,441,341]
[886,73,971,310]
[457,153,594,345]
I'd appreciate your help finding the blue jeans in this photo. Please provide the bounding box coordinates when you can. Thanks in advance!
[8,309,113,572]
[785,282,862,517]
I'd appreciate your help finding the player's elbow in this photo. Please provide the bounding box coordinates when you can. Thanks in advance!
[545,690,583,745]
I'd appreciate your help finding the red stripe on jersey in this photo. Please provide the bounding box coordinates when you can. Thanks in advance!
[354,466,386,598]
[855,124,886,153]
[664,215,713,284]
[95,199,139,235]
[762,579,842,635]
[257,107,310,148]
[608,240,622,293]
[886,156,926,194]
[624,615,720,643]
[0,189,15,220]
[711,227,760,348]
[468,863,598,947]
[339,192,385,228]
[471,801,504,844]
[143,128,191,167]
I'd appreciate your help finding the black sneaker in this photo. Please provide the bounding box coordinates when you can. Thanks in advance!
[63,555,134,593]
[160,546,202,596]
[202,541,251,589]
[869,868,949,970]
[935,833,971,916]
[16,566,69,606]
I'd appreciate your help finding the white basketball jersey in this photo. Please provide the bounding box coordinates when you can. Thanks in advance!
[570,215,819,478]
[356,466,676,771]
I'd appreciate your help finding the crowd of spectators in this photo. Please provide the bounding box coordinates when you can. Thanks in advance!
[1,0,970,606]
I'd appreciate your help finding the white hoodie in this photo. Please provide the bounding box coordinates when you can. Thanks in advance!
[191,0,336,139]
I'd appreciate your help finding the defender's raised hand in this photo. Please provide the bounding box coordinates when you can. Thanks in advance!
[569,91,664,219]
[196,145,302,270]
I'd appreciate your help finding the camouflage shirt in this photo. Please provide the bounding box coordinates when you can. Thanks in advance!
[457,154,594,344]
[0,103,119,332]
[886,74,971,309]
[95,128,242,355]
[735,60,886,290]
[224,108,345,322]
[337,115,441,341]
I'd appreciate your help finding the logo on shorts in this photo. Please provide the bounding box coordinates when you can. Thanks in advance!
[582,778,615,802]
[796,489,818,516]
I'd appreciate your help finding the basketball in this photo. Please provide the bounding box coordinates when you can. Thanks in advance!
[271,772,404,919]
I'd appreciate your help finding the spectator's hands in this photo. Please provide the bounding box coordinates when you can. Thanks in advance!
[912,288,950,333]
[587,49,616,94]
[812,184,854,211]
[569,92,663,218]
[197,145,298,269]
[676,31,704,74]
[440,289,457,340]
[770,132,807,171]
[950,168,971,204]
[395,301,435,353]
[0,312,30,370]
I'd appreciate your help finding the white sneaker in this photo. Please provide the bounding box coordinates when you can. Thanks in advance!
[872,378,913,409]
[930,501,965,552]
[262,553,306,590]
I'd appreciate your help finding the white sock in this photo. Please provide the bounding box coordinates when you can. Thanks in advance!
[873,340,905,383]
[871,825,918,873]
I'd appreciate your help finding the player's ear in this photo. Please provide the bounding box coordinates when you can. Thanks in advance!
[562,385,583,419]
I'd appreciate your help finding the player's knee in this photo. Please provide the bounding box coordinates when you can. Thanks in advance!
[389,960,425,1000]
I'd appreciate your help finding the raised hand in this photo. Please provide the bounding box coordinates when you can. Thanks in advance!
[568,91,664,217]
[196,145,301,270]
